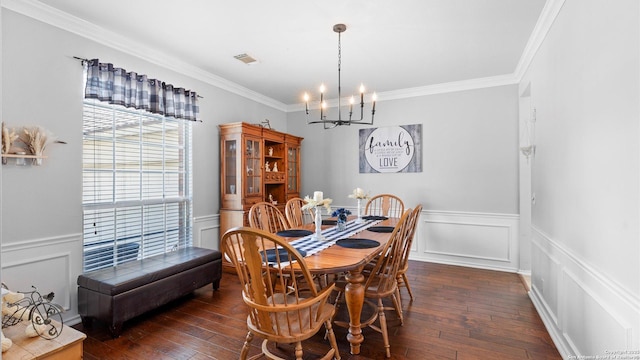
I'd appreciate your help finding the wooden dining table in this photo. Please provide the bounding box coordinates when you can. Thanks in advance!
[280,216,399,355]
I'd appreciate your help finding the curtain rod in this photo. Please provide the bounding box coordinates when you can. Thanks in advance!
[73,56,203,99]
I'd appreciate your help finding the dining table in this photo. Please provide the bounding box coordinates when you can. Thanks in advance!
[276,215,399,355]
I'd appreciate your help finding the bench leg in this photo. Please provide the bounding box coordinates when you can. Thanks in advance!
[212,279,221,291]
[109,322,123,338]
[81,316,93,328]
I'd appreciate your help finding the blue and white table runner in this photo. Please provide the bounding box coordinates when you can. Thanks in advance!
[287,219,382,257]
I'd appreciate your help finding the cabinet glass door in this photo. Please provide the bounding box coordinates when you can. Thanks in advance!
[287,146,298,192]
[224,140,237,195]
[245,138,262,195]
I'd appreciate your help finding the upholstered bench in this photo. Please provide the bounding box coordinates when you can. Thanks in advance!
[77,246,222,337]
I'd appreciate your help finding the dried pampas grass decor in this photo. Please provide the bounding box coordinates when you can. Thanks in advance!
[1,124,61,166]
[20,126,52,165]
[2,122,19,154]
[2,122,19,164]
[21,126,49,155]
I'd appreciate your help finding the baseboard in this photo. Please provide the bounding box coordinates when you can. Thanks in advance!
[529,285,572,359]
[519,273,531,292]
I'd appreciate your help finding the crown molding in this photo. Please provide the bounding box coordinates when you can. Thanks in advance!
[4,0,561,114]
[287,73,519,113]
[514,0,566,81]
[1,0,288,112]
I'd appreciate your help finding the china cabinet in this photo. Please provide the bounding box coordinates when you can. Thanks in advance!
[219,122,303,236]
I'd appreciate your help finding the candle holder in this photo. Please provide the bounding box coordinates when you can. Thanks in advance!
[311,205,326,241]
[355,198,364,224]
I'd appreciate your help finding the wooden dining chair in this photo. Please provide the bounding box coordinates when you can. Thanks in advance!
[221,227,341,360]
[285,197,315,228]
[332,209,413,358]
[397,204,422,301]
[364,194,405,218]
[248,202,290,234]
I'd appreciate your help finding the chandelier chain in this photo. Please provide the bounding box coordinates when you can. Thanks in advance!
[338,30,341,76]
[337,31,342,118]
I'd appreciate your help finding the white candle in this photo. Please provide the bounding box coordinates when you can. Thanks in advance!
[313,191,323,202]
[372,92,377,112]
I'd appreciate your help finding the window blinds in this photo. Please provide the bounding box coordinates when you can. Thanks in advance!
[82,99,192,272]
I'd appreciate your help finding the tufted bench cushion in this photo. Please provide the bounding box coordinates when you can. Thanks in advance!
[77,247,222,337]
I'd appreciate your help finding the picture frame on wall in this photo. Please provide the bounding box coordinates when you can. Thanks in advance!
[359,124,422,173]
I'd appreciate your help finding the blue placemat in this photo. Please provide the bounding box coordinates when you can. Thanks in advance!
[276,229,314,237]
[367,226,394,233]
[336,239,380,249]
[362,215,388,220]
[262,248,307,263]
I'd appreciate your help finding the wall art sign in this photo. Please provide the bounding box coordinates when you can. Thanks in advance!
[359,124,422,173]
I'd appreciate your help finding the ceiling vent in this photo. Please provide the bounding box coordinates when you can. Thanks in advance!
[233,53,258,65]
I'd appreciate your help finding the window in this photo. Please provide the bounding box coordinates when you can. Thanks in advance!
[82,99,192,272]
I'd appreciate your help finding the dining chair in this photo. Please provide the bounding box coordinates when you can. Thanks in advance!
[332,209,413,358]
[364,194,405,218]
[221,227,341,360]
[397,204,422,301]
[248,202,290,234]
[284,197,315,228]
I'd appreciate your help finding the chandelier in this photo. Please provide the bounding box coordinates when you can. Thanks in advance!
[304,24,376,129]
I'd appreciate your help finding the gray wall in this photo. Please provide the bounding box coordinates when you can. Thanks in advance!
[3,1,637,356]
[520,0,639,356]
[0,9,286,320]
[1,7,523,321]
[0,5,4,293]
[1,9,287,241]
[287,85,520,214]
[287,85,524,274]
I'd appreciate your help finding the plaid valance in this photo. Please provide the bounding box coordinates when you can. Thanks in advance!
[83,59,200,121]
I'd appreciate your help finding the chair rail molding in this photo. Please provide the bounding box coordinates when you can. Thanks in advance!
[0,232,81,252]
[529,226,640,359]
[1,232,83,320]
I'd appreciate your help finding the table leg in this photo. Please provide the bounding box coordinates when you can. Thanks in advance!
[344,267,365,354]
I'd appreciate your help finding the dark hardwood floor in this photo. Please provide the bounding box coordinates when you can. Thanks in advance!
[73,261,561,359]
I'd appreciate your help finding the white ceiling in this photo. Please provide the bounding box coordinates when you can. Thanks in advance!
[35,0,546,106]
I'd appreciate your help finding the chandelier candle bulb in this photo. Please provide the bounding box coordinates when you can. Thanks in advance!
[313,191,323,202]
[304,93,309,114]
[372,93,377,112]
[360,84,365,105]
[320,86,325,118]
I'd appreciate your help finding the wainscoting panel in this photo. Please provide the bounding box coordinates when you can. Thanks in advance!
[531,238,560,325]
[529,227,640,359]
[561,269,631,356]
[193,214,220,250]
[1,233,83,316]
[410,210,520,272]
